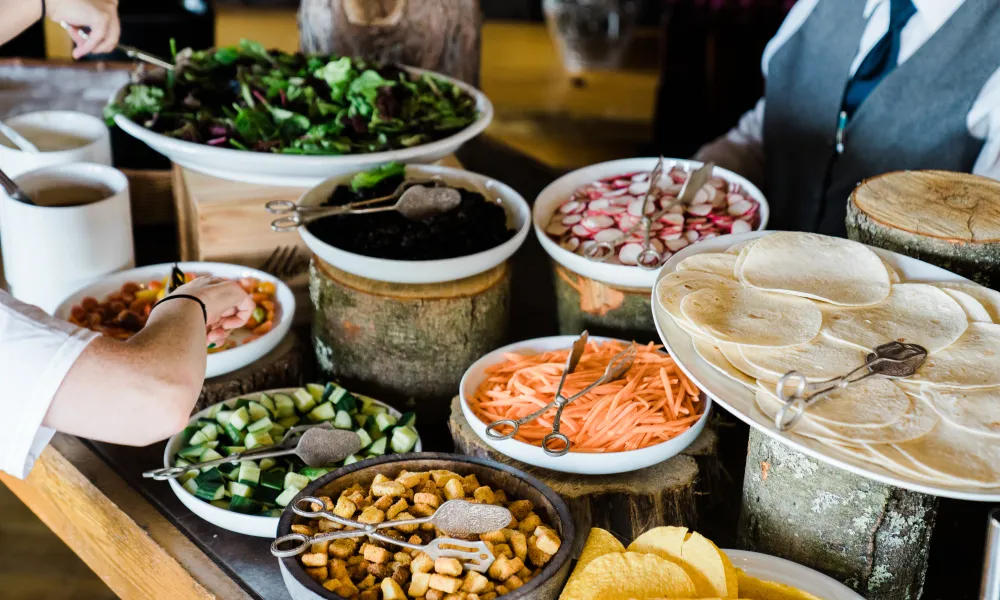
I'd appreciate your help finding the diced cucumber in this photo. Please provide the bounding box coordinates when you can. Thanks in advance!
[210,499,230,510]
[336,392,357,413]
[205,403,223,419]
[196,418,218,429]
[284,472,310,491]
[194,470,225,501]
[375,412,398,432]
[355,428,372,449]
[390,425,419,454]
[299,467,330,481]
[178,469,198,484]
[353,413,369,428]
[255,486,281,505]
[174,457,192,468]
[224,423,246,445]
[229,407,251,431]
[397,411,416,429]
[292,388,316,413]
[215,410,233,427]
[178,425,200,446]
[275,487,300,507]
[245,431,273,449]
[223,446,245,455]
[227,482,254,498]
[306,382,326,401]
[277,415,300,429]
[268,423,287,441]
[274,394,296,418]
[218,462,239,480]
[261,468,286,490]
[248,401,270,422]
[258,393,276,415]
[247,416,273,433]
[188,430,210,446]
[182,478,199,496]
[361,397,388,416]
[343,454,363,466]
[199,424,219,442]
[233,398,251,410]
[333,410,353,430]
[366,437,388,456]
[325,383,346,404]
[178,444,209,459]
[199,449,224,471]
[308,401,336,422]
[259,458,277,472]
[238,462,260,486]
[264,508,284,517]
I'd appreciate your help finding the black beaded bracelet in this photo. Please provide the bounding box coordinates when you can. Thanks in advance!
[153,294,208,324]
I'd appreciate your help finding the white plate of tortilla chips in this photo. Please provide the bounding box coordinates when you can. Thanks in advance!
[652,230,1000,501]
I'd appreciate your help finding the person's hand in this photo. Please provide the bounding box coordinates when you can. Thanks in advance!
[46,0,120,59]
[171,277,255,345]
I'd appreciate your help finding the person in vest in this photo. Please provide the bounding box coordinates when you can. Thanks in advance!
[695,0,1000,236]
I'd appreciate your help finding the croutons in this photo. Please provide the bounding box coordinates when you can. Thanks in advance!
[381,576,407,600]
[334,495,357,519]
[506,499,534,521]
[434,557,463,577]
[517,513,542,535]
[428,574,463,594]
[411,552,435,574]
[409,571,431,597]
[488,555,524,582]
[413,492,441,508]
[443,478,466,500]
[534,525,562,554]
[509,530,528,562]
[461,571,489,593]
[473,486,496,505]
[357,506,386,524]
[363,543,392,564]
[373,479,408,498]
[301,552,327,567]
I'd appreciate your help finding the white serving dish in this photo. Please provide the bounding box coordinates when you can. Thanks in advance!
[53,262,295,379]
[112,67,493,187]
[0,110,112,178]
[459,335,711,475]
[652,231,1000,501]
[163,388,422,538]
[724,549,865,600]
[295,164,531,285]
[534,157,769,290]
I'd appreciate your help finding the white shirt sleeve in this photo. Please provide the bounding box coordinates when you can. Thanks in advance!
[0,291,98,478]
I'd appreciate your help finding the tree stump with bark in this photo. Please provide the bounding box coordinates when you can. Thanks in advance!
[739,429,937,600]
[846,170,1000,287]
[193,333,306,413]
[298,0,482,86]
[552,264,658,344]
[449,396,718,554]
[310,257,510,403]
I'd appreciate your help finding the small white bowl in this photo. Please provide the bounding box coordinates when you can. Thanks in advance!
[459,335,711,475]
[0,110,112,178]
[533,157,769,289]
[112,67,493,187]
[53,262,295,379]
[295,164,531,285]
[163,389,422,538]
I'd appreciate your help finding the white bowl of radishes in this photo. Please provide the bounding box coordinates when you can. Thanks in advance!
[534,157,768,288]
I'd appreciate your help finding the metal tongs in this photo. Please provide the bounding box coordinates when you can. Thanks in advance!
[584,159,715,270]
[774,341,928,431]
[271,496,513,573]
[485,332,637,456]
[60,21,174,71]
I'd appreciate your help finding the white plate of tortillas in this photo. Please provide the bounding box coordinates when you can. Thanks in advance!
[652,230,1000,501]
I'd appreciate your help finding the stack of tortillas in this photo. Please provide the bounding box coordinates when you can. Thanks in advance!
[656,231,1000,488]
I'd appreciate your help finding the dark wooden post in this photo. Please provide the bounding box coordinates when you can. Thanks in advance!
[298,0,482,86]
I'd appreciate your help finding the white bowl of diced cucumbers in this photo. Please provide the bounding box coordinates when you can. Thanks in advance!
[163,383,422,538]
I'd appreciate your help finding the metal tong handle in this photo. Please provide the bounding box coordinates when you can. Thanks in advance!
[60,21,175,71]
[638,161,716,271]
[267,193,402,231]
[144,435,300,480]
[585,158,665,262]
[773,363,876,431]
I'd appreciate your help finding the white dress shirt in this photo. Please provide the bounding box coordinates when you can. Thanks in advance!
[0,290,97,477]
[696,0,1000,187]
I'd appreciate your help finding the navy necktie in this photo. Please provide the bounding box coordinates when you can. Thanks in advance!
[842,0,918,117]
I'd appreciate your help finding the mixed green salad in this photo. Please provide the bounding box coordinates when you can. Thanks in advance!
[105,39,480,155]
[172,383,420,517]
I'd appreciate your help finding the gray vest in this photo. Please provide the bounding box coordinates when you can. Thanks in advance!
[763,0,1000,236]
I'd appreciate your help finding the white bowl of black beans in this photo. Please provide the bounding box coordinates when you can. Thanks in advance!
[294,165,531,284]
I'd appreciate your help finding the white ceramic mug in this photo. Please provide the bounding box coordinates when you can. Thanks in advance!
[0,163,134,312]
[0,111,112,178]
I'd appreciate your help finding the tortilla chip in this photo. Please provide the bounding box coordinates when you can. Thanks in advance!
[559,552,697,600]
[737,570,823,600]
[680,532,738,597]
[561,528,626,596]
[627,527,714,596]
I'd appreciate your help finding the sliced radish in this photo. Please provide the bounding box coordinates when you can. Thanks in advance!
[562,214,583,225]
[663,183,683,195]
[685,230,700,242]
[546,222,569,236]
[604,205,626,215]
[570,202,586,214]
[571,224,592,237]
[710,176,728,190]
[726,193,745,206]
[728,200,752,216]
[586,189,604,200]
[660,230,683,241]
[559,201,581,214]
[589,199,610,212]
[560,236,581,252]
[618,215,640,230]
[688,203,713,217]
[650,238,665,253]
[618,243,643,265]
[594,228,623,243]
[665,238,690,252]
[650,221,665,231]
[631,172,649,182]
[628,180,651,195]
[582,215,614,230]
[693,185,716,205]
[603,188,628,198]
[662,213,685,227]
[627,199,646,217]
[731,219,752,234]
[613,179,632,189]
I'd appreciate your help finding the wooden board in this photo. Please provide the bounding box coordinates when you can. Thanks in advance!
[847,170,1000,287]
[449,396,717,554]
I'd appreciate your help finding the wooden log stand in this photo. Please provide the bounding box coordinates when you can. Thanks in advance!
[310,258,511,402]
[846,170,1000,287]
[552,264,658,344]
[449,396,719,554]
[193,334,306,413]
[298,0,482,85]
[739,429,937,600]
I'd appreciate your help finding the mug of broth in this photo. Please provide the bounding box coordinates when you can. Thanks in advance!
[0,163,133,312]
[0,111,112,178]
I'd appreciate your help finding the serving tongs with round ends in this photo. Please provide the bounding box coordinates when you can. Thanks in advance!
[143,426,361,480]
[486,332,638,456]
[267,179,462,231]
[773,341,928,431]
[271,496,512,572]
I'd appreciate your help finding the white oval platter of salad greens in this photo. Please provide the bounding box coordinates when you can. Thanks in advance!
[162,383,422,537]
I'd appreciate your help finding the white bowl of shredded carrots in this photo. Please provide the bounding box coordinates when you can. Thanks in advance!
[460,335,711,474]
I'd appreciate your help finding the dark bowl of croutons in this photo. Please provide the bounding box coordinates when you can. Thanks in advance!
[276,453,575,600]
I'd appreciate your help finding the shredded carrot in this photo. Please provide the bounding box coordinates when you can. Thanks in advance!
[469,340,704,453]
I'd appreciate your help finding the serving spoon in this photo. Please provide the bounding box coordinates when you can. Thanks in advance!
[268,184,462,231]
[60,21,175,71]
[0,166,35,205]
[0,120,38,152]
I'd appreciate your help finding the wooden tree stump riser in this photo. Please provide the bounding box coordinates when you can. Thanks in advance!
[739,429,937,600]
[311,258,510,403]
[449,396,717,554]
[194,333,306,413]
[552,264,658,344]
